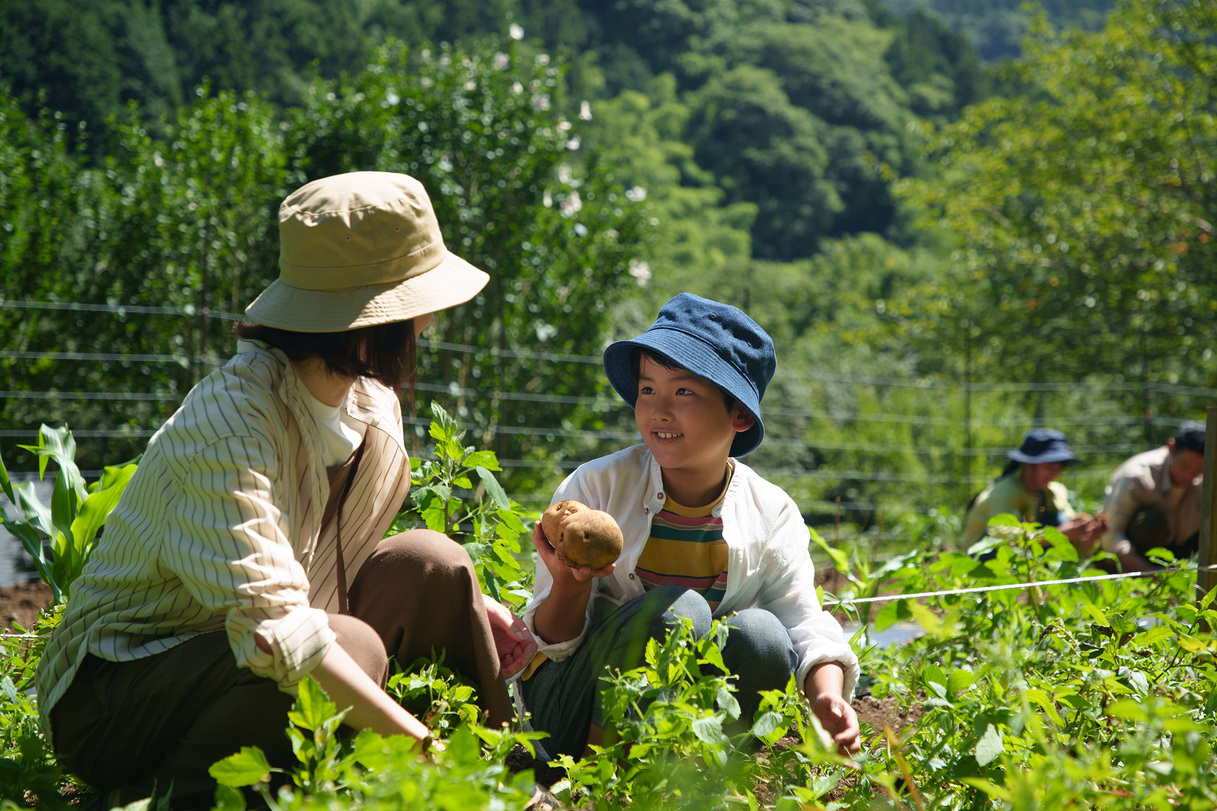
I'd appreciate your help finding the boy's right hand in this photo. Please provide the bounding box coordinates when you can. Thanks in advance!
[532,520,616,582]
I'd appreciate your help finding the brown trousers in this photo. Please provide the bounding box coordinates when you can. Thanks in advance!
[50,530,510,809]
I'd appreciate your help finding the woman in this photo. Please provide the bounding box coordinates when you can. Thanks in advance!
[35,171,537,808]
[961,428,1105,554]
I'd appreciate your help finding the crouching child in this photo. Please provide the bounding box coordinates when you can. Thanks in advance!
[520,292,861,759]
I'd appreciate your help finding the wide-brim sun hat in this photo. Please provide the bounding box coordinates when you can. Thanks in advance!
[245,171,489,332]
[1006,428,1079,465]
[603,292,776,458]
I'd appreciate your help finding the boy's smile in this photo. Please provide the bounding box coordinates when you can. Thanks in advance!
[634,355,755,505]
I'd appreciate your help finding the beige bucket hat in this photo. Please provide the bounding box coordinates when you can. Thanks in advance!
[245,171,489,332]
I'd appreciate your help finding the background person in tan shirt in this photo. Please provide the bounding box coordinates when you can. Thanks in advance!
[1099,420,1206,572]
[36,172,536,809]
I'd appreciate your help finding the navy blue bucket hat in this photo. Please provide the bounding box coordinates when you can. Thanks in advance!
[1006,428,1079,465]
[603,293,776,457]
[1173,420,1206,455]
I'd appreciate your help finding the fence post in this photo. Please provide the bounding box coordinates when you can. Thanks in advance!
[1198,407,1217,614]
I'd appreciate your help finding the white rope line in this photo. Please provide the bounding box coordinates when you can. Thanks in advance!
[3,570,1214,641]
[822,563,1217,607]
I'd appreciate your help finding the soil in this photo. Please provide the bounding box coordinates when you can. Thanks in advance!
[0,580,53,632]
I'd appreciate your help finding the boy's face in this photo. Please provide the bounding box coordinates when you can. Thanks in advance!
[634,355,755,484]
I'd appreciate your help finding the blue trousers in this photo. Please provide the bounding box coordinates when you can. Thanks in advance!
[520,585,797,759]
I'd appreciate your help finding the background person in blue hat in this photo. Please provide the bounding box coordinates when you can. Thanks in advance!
[1098,420,1206,572]
[960,428,1106,554]
[520,293,861,760]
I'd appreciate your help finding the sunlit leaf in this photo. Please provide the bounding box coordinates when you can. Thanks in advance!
[475,467,511,510]
[975,723,1004,766]
[208,747,272,787]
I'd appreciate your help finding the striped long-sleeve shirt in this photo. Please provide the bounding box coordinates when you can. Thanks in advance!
[36,340,410,739]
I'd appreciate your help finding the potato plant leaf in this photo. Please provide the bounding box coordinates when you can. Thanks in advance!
[691,715,729,746]
[947,668,974,699]
[875,598,911,632]
[752,710,784,743]
[975,722,1004,766]
[475,466,510,510]
[209,746,272,787]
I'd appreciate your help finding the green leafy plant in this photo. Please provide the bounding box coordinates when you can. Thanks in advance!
[555,617,851,810]
[396,402,532,609]
[210,677,538,811]
[812,524,921,641]
[0,424,137,604]
[829,517,1217,810]
[4,417,1217,810]
[0,605,75,810]
[385,654,481,741]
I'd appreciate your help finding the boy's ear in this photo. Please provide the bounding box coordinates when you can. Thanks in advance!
[731,403,756,434]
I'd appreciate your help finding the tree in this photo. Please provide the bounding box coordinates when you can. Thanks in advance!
[686,63,840,260]
[578,73,756,319]
[897,0,1217,424]
[884,0,1117,61]
[732,19,918,239]
[0,86,289,470]
[880,8,988,119]
[0,91,110,468]
[286,38,650,485]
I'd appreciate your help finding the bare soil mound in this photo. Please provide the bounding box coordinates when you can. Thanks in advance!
[1,580,52,632]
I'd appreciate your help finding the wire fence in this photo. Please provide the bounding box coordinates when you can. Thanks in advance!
[4,298,1214,539]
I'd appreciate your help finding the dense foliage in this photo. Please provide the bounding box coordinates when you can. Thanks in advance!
[0,0,985,256]
[0,35,646,492]
[2,424,1215,809]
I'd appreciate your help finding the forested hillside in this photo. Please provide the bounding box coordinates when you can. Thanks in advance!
[2,0,1214,545]
[880,0,1116,59]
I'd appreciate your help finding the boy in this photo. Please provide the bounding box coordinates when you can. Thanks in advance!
[521,293,860,760]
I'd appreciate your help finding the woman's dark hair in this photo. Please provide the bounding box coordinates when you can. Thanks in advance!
[233,320,418,390]
[965,460,1022,512]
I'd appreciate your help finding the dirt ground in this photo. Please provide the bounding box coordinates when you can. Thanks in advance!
[0,580,52,632]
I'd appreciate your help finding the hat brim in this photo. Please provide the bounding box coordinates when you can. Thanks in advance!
[1006,449,1078,465]
[245,251,489,332]
[604,329,765,458]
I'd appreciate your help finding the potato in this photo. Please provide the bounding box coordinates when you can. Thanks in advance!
[541,500,624,570]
